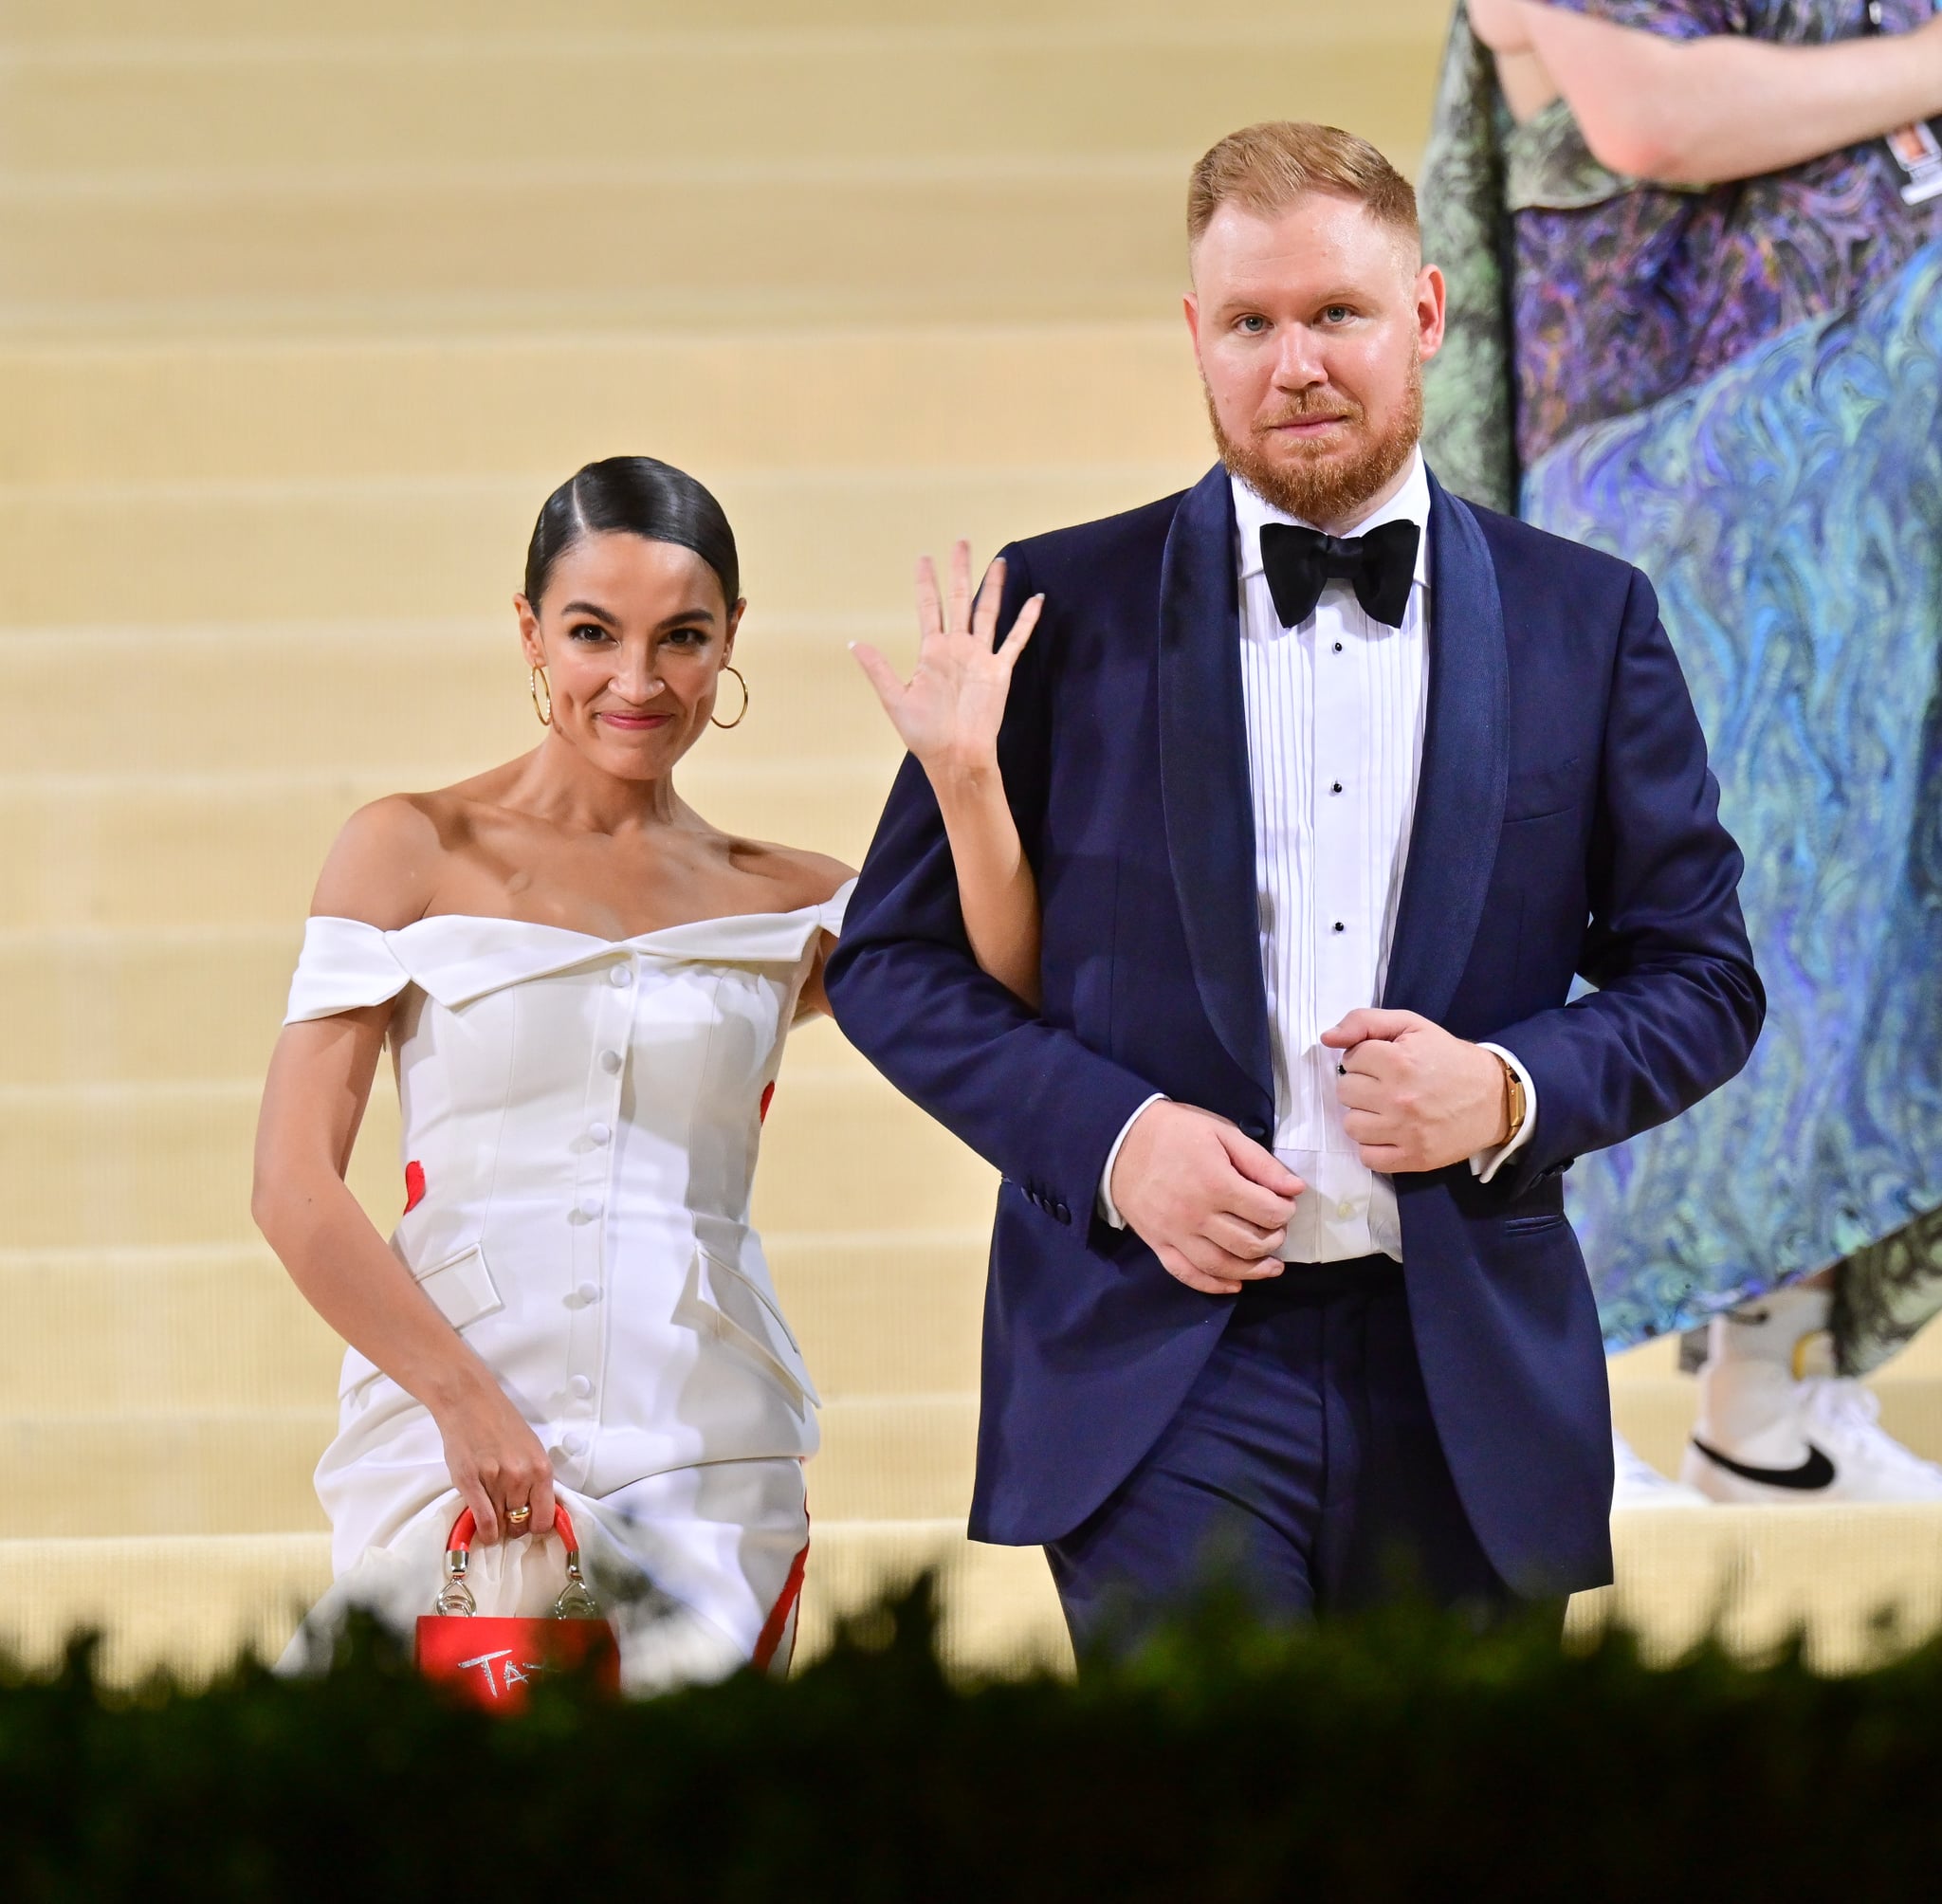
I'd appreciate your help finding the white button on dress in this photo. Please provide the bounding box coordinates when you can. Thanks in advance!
[278,880,852,1685]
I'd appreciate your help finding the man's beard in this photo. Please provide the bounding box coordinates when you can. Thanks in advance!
[1209,357,1423,530]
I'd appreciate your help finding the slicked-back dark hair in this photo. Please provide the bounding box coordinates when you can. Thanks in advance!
[522,456,741,612]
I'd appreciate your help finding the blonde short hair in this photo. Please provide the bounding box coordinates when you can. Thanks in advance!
[1187,121,1418,248]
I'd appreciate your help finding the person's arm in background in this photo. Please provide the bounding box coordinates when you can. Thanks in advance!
[1469,0,1942,181]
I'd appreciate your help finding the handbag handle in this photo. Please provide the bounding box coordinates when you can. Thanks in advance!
[435,1504,601,1620]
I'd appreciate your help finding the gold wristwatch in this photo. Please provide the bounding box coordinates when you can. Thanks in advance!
[1497,1053,1528,1146]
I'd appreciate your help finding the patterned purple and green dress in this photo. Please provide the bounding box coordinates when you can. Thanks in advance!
[1421,0,1942,1367]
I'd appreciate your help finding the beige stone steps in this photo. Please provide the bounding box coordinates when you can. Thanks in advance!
[773,1230,987,1400]
[0,465,1193,627]
[0,1080,400,1250]
[0,1531,330,1682]
[4,0,1454,49]
[0,1229,989,1413]
[1574,1504,1942,1672]
[0,1062,998,1250]
[812,1395,979,1522]
[0,767,892,932]
[0,928,296,1086]
[795,1517,1070,1677]
[0,172,1173,339]
[0,1244,341,1413]
[0,325,1202,485]
[2,27,1429,181]
[0,1410,334,1537]
[1,618,914,778]
[1,1390,977,1538]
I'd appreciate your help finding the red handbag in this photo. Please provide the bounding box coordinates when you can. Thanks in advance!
[414,1504,621,1709]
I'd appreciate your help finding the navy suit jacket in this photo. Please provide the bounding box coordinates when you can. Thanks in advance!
[824,465,1764,1597]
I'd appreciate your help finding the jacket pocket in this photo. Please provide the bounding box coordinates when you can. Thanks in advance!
[1502,754,1585,823]
[680,1249,820,1411]
[339,1242,504,1399]
[1500,1211,1570,1237]
[415,1241,504,1329]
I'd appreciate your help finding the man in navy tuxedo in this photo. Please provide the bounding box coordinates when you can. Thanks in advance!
[825,121,1763,1652]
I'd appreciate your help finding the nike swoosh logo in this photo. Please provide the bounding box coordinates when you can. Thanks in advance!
[1689,1437,1837,1492]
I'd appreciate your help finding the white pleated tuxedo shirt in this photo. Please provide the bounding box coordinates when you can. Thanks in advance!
[1100,449,1535,1261]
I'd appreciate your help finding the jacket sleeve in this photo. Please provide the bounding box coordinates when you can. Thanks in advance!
[822,546,1162,1230]
[1485,566,1766,1199]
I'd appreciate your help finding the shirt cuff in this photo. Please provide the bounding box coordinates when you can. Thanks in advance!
[1097,1094,1168,1228]
[1470,1044,1537,1185]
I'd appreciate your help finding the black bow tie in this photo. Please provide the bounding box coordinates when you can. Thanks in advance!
[1258,518,1420,630]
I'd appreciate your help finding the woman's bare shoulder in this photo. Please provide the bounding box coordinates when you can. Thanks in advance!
[308,791,461,930]
[735,838,856,909]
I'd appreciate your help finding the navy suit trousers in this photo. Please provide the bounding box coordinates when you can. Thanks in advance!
[1043,1261,1520,1658]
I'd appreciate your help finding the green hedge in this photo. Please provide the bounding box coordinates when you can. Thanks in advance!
[4,1585,1940,1900]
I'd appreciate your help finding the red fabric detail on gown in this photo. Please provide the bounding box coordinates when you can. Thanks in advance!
[751,1530,810,1674]
[403,1160,426,1214]
[760,1082,776,1124]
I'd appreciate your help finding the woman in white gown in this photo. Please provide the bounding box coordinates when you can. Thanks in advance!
[254,457,1042,1690]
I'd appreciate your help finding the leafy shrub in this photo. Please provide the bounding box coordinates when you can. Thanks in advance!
[1,1583,1938,1901]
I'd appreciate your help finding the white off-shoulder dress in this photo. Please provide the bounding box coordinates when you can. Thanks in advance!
[277,883,852,1691]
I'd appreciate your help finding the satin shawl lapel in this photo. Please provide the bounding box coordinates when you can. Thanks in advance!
[1381,474,1510,1024]
[1157,465,1272,1093]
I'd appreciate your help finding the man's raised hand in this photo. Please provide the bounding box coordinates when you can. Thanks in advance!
[1108,1102,1303,1296]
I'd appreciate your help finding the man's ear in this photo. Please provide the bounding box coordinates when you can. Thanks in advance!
[1182,290,1204,371]
[1416,263,1447,362]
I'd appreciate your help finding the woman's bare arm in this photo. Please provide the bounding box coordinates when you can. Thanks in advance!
[852,544,1045,1008]
[778,849,859,1018]
[1476,0,1942,182]
[251,797,555,1544]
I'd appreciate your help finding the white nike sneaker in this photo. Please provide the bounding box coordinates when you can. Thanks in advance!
[1611,1427,1711,1509]
[1682,1364,1942,1504]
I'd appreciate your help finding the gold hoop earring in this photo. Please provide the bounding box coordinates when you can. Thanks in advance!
[529,664,553,727]
[710,664,749,730]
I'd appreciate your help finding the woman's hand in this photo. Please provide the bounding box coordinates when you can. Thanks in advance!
[431,1372,558,1547]
[851,540,1047,1005]
[852,540,1042,781]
